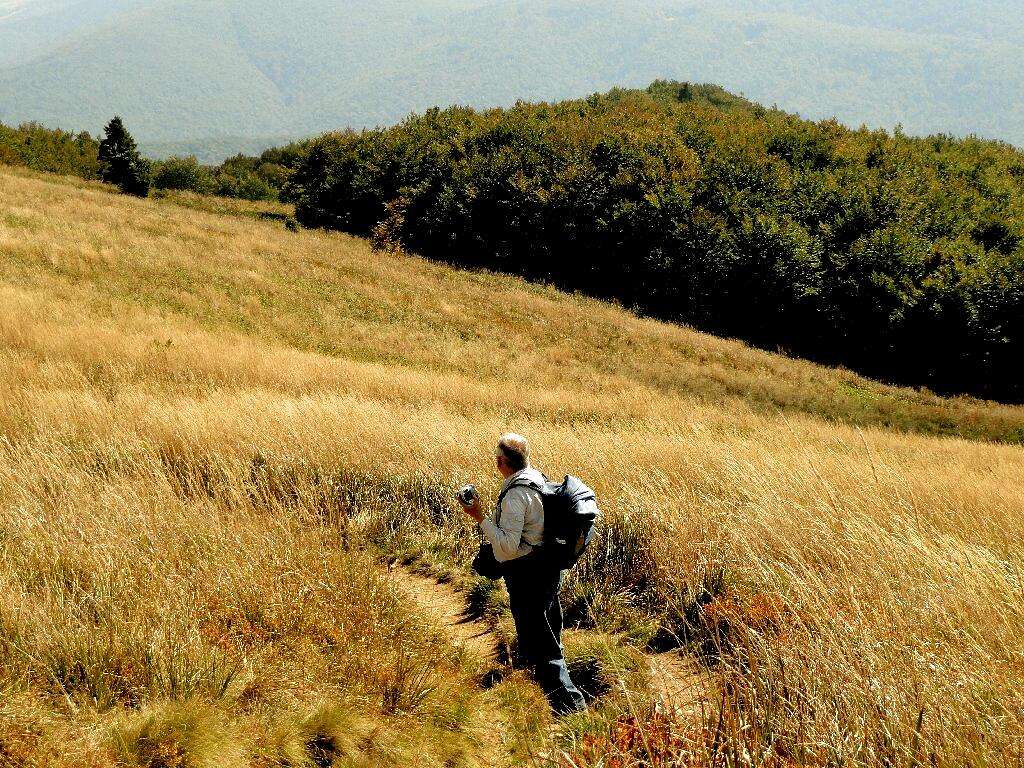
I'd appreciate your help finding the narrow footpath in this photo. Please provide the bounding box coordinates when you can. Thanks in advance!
[388,567,498,659]
[387,565,709,719]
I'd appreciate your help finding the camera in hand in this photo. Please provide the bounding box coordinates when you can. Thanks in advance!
[456,484,478,506]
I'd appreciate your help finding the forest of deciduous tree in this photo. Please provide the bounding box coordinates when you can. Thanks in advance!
[288,81,1024,401]
[0,121,100,178]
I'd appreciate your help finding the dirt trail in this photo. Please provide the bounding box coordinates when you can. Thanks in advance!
[388,565,708,717]
[388,567,498,659]
[648,651,710,719]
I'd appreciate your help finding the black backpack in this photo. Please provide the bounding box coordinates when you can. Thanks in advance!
[500,474,601,570]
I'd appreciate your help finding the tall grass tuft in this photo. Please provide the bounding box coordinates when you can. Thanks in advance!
[112,701,244,768]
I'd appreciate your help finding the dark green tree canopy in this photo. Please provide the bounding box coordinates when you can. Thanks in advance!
[98,116,150,196]
[98,117,135,177]
[287,81,1024,402]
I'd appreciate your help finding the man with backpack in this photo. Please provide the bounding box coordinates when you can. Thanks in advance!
[458,433,591,716]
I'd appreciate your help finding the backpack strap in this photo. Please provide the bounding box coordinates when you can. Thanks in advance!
[496,478,542,508]
[495,476,545,526]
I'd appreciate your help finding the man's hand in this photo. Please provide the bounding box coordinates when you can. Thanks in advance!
[460,496,484,523]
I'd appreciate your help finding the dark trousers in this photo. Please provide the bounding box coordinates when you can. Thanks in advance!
[504,557,587,715]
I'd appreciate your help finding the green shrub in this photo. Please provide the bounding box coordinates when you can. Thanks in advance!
[0,120,99,178]
[153,156,215,194]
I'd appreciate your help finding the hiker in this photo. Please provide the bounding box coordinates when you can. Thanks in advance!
[457,433,588,715]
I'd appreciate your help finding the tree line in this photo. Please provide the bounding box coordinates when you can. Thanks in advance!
[1,116,299,202]
[285,81,1024,402]
[0,121,100,178]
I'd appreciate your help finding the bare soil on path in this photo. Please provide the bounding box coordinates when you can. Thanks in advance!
[387,565,709,718]
[648,650,711,720]
[388,566,499,660]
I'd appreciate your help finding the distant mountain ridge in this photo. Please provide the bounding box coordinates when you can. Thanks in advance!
[139,134,298,164]
[2,0,1023,161]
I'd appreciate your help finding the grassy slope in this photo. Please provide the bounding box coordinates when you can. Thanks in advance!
[0,169,552,765]
[2,165,1023,764]
[3,167,1022,443]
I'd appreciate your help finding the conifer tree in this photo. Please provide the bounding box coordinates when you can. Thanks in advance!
[98,116,151,196]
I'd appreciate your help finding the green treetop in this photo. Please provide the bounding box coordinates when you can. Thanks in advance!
[98,116,151,197]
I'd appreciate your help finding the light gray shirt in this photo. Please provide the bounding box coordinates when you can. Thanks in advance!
[479,466,545,562]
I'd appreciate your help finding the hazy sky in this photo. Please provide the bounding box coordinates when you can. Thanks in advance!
[2,0,1022,156]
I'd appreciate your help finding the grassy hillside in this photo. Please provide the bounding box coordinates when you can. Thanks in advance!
[2,164,1023,765]
[291,81,1024,402]
[3,0,1024,154]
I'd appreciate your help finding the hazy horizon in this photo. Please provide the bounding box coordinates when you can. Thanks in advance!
[2,0,1022,160]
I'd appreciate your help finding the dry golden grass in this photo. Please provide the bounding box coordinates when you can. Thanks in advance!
[2,164,1023,765]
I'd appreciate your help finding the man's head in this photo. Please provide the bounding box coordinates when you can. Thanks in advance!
[495,433,529,478]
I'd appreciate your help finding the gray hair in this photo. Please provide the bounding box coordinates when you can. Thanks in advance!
[496,433,529,471]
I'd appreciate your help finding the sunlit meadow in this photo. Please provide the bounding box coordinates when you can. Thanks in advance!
[1,166,1022,765]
